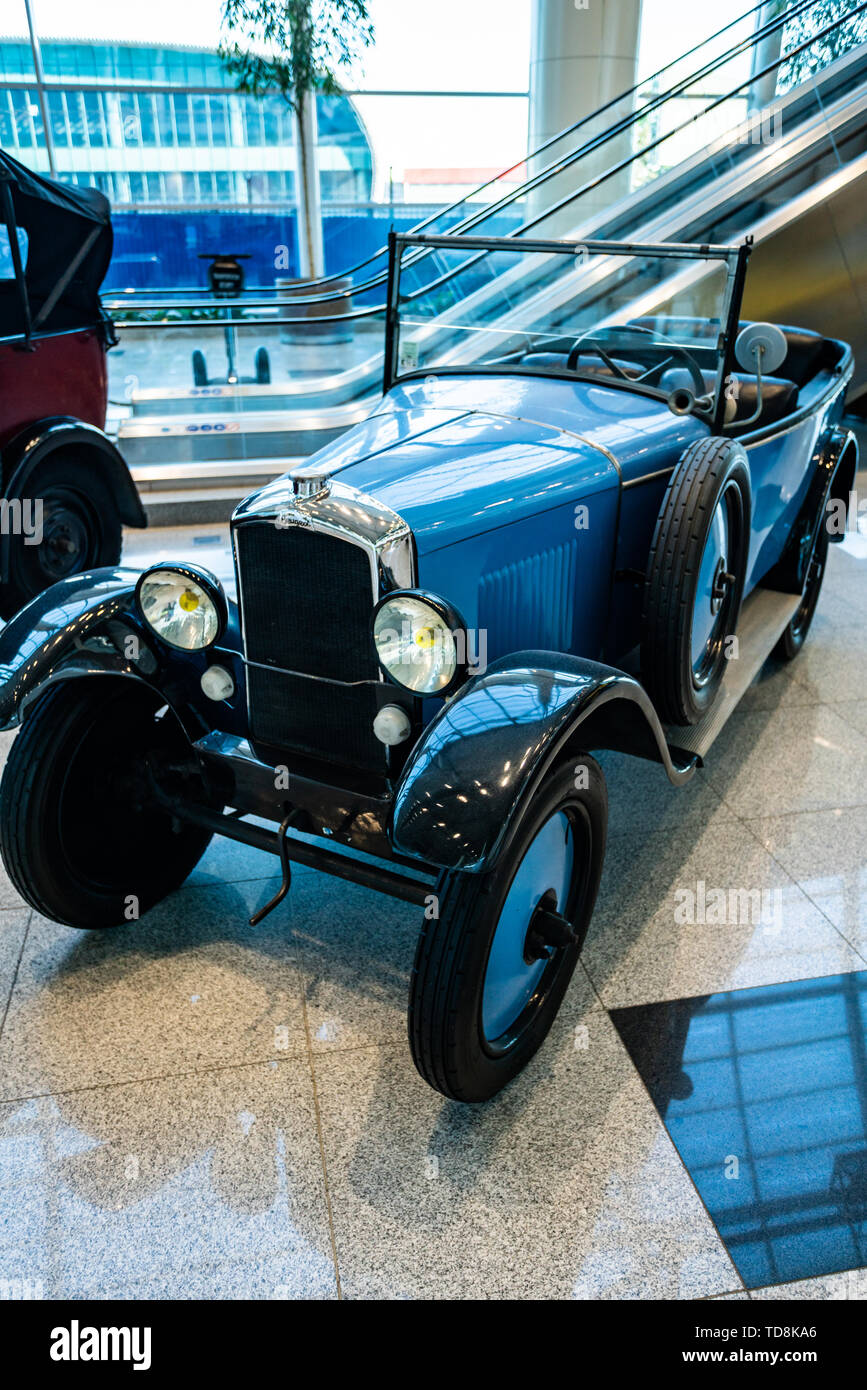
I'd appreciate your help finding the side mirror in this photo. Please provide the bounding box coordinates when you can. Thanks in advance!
[735,323,788,375]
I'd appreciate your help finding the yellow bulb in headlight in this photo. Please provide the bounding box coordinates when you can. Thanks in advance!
[373,594,459,694]
[137,568,221,651]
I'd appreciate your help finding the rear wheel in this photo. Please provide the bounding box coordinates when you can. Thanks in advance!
[773,518,830,660]
[0,455,122,619]
[0,680,212,928]
[408,758,607,1102]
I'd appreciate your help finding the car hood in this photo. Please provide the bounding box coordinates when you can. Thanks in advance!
[239,374,705,555]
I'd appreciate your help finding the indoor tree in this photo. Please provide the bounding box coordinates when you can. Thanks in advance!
[220,0,374,280]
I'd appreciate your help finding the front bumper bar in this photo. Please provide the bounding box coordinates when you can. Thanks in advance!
[154,730,438,908]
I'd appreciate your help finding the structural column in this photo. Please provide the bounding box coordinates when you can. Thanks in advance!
[526,0,643,234]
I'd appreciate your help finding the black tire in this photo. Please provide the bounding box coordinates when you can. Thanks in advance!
[0,680,213,928]
[408,757,607,1102]
[0,455,123,620]
[642,436,751,726]
[192,349,208,386]
[773,517,830,661]
[254,346,271,384]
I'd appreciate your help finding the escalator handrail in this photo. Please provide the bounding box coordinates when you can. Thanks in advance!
[393,14,867,316]
[108,1,866,323]
[104,0,831,305]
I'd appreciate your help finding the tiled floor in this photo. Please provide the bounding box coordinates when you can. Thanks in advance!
[0,494,865,1300]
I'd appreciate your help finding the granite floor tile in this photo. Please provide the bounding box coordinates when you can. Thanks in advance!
[313,1009,739,1300]
[0,1058,336,1299]
[0,860,26,911]
[186,833,284,888]
[288,867,422,1053]
[749,1269,867,1300]
[831,700,867,737]
[0,908,29,1028]
[597,752,735,838]
[779,621,867,705]
[700,705,867,820]
[735,656,818,714]
[754,805,867,952]
[0,879,308,1100]
[584,820,864,1008]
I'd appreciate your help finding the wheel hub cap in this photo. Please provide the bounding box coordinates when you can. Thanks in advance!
[481,810,575,1043]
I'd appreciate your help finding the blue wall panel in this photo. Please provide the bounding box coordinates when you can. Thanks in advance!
[105,208,523,292]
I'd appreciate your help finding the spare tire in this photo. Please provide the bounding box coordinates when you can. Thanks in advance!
[641,436,751,726]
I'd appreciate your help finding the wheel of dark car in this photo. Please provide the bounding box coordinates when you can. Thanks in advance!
[0,680,213,928]
[0,455,123,619]
[773,514,830,661]
[642,435,751,726]
[408,757,607,1102]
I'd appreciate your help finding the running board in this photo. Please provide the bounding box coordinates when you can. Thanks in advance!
[665,587,801,761]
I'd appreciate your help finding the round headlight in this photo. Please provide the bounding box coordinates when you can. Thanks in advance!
[373,591,465,695]
[136,567,224,651]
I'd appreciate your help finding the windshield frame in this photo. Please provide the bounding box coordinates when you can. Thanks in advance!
[383,231,751,434]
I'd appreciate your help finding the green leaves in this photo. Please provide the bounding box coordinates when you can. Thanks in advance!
[218,0,375,111]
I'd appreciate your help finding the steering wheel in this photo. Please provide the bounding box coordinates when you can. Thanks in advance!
[566,323,706,397]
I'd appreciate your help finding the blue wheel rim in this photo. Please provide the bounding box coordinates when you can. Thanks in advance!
[481,809,576,1045]
[691,498,729,680]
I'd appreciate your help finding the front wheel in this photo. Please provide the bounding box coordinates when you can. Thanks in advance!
[0,680,213,928]
[408,757,607,1102]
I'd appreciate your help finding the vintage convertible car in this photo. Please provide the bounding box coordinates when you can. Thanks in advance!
[0,148,145,617]
[0,233,857,1101]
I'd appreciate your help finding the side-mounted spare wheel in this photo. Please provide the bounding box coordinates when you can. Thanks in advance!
[408,756,607,1102]
[0,680,213,928]
[641,435,751,726]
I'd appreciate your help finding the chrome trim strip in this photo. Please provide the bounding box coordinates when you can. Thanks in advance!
[739,367,852,447]
[244,657,382,689]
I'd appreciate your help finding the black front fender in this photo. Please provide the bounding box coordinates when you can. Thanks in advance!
[390,651,695,874]
[0,567,244,737]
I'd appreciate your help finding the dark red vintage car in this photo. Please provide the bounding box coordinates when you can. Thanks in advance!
[0,149,144,618]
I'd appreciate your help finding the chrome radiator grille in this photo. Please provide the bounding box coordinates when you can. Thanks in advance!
[234,520,386,773]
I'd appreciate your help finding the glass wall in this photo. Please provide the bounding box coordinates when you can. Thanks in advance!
[0,38,373,208]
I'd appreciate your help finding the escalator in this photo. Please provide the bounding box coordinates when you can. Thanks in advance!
[114,0,867,489]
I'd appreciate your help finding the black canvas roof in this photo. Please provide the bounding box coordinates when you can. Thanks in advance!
[0,147,112,336]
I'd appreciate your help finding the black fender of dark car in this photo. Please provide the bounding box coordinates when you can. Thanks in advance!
[0,567,246,739]
[390,650,696,875]
[0,417,147,581]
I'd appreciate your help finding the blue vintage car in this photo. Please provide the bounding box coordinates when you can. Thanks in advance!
[0,233,857,1101]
